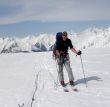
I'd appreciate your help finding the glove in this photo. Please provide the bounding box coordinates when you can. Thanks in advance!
[77,50,82,55]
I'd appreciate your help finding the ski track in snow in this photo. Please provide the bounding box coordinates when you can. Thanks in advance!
[0,48,110,107]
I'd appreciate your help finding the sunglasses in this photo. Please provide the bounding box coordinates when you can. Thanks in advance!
[62,34,67,36]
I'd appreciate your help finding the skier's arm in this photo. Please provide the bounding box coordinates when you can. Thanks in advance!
[71,48,82,55]
[70,48,78,54]
[56,50,60,57]
[55,41,61,57]
[69,39,78,54]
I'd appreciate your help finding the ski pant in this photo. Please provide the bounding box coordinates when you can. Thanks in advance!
[56,55,74,82]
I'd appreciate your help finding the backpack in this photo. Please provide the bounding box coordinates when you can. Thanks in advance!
[56,32,62,41]
[52,32,62,59]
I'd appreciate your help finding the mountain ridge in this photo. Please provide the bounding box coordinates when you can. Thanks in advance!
[0,27,110,53]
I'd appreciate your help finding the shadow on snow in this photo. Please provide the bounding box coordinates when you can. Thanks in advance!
[75,76,102,85]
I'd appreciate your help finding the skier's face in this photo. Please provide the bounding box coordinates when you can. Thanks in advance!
[62,35,67,41]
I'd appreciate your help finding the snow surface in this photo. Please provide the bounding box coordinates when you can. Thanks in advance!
[0,27,110,53]
[0,47,110,107]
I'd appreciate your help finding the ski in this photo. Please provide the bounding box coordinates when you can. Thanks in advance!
[72,88,78,92]
[60,83,79,92]
[62,85,79,92]
[64,89,69,92]
[70,85,79,92]
[63,87,69,92]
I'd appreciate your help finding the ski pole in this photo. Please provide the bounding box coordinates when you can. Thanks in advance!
[80,55,87,88]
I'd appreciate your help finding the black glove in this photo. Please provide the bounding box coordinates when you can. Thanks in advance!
[77,50,82,55]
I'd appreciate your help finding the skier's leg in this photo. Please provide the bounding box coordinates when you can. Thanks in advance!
[56,57,64,86]
[64,57,74,85]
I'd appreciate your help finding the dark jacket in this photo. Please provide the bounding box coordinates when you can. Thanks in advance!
[56,38,73,54]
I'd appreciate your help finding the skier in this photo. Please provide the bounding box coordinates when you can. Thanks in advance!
[55,31,82,87]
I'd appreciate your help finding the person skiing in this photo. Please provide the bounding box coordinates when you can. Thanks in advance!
[55,31,82,87]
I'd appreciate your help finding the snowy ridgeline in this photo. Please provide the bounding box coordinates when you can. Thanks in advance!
[0,27,110,53]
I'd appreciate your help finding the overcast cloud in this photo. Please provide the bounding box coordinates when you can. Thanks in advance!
[0,0,110,24]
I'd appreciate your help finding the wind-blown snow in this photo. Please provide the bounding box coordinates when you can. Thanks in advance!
[0,27,110,53]
[0,48,110,107]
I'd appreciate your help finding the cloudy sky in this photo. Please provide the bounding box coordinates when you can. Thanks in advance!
[0,0,110,37]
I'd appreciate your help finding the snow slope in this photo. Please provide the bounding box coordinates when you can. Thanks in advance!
[0,48,110,107]
[0,27,110,53]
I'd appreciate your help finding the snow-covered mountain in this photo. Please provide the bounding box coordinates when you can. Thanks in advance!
[0,34,55,53]
[0,27,110,53]
[70,27,110,49]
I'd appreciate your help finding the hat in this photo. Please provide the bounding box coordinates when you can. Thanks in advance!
[62,31,67,36]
